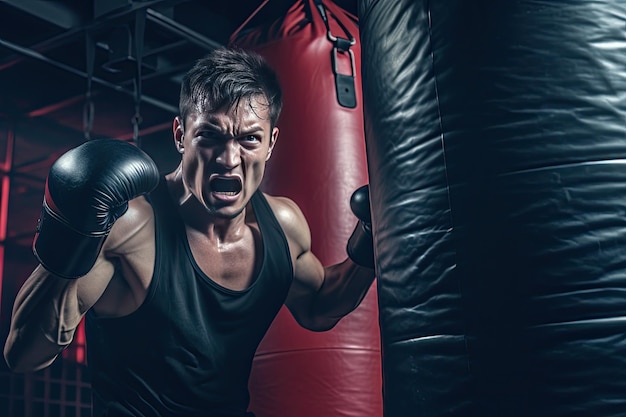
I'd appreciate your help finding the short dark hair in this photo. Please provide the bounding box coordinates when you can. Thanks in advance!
[179,47,283,128]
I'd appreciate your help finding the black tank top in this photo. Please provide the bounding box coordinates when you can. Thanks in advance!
[85,179,294,417]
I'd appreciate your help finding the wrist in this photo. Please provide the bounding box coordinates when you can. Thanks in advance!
[346,220,375,269]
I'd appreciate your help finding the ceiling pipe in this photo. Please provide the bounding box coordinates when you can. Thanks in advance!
[27,94,89,118]
[0,0,193,71]
[0,37,178,115]
[2,0,82,29]
[145,8,223,50]
[25,39,189,119]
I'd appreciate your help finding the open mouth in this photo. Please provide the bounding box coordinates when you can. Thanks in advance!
[210,177,242,196]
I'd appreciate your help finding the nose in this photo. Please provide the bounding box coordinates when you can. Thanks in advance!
[215,139,241,169]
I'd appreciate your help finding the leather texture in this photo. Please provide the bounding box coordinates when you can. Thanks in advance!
[359,0,626,415]
[33,138,159,278]
[231,2,382,416]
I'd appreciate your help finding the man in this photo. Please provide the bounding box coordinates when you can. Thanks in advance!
[4,47,375,417]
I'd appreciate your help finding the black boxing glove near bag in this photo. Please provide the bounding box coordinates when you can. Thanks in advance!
[33,139,160,279]
[346,185,375,269]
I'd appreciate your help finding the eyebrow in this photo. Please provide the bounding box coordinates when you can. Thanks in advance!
[195,122,264,137]
[195,121,222,131]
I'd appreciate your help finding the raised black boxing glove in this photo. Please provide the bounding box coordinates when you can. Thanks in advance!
[346,184,375,269]
[33,139,160,278]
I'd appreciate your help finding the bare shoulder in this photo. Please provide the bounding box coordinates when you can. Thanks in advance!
[103,195,155,255]
[263,194,304,225]
[263,193,311,251]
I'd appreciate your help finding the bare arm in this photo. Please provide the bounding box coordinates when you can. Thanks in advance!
[272,196,375,331]
[3,260,115,372]
[3,197,153,372]
[287,253,375,331]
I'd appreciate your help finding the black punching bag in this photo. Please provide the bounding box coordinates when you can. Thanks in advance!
[359,1,626,416]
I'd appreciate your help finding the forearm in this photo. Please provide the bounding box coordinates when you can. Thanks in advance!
[284,185,376,331]
[4,326,71,372]
[4,268,82,372]
[310,259,375,328]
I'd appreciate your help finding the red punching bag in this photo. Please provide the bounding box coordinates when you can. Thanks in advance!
[230,2,382,417]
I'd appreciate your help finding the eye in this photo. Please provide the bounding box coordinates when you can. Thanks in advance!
[240,135,261,147]
[198,131,219,140]
[195,131,221,147]
[243,135,260,143]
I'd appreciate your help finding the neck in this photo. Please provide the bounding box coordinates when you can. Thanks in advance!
[165,171,250,242]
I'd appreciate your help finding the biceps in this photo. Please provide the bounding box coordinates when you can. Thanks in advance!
[286,250,324,313]
[76,256,117,312]
[294,250,325,293]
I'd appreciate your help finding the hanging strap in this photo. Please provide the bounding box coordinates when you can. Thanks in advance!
[313,0,357,108]
[132,9,146,147]
[231,0,357,108]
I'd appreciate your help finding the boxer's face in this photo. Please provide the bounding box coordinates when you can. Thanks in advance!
[174,95,278,218]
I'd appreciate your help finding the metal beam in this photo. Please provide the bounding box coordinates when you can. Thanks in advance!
[145,8,223,50]
[0,37,178,115]
[2,0,82,29]
[27,94,89,118]
[115,120,172,141]
[0,0,194,71]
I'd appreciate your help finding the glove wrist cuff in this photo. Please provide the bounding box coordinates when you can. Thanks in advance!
[347,221,375,269]
[33,205,107,279]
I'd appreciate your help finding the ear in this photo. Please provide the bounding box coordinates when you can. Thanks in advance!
[173,116,185,154]
[266,126,279,161]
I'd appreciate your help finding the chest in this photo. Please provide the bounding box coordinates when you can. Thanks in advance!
[185,225,263,291]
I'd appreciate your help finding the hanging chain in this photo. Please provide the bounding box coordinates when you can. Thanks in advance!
[132,10,146,147]
[83,31,95,141]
